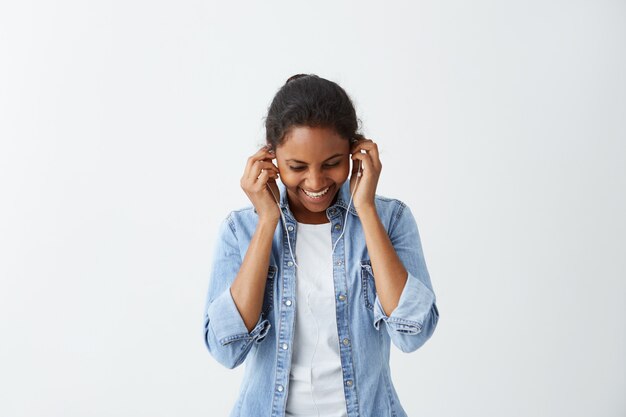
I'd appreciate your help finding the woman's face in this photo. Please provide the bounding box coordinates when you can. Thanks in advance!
[274,126,351,224]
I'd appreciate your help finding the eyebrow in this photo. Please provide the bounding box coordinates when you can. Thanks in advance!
[285,153,345,164]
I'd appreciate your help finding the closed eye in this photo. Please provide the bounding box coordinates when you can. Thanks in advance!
[288,162,340,171]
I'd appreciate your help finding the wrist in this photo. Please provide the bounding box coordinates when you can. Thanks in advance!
[356,203,377,218]
[258,214,280,227]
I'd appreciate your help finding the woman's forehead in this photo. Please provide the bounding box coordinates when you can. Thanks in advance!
[278,126,349,158]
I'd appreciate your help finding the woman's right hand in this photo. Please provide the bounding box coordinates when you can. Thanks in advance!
[240,146,281,222]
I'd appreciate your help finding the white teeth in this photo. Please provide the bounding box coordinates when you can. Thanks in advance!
[302,186,330,198]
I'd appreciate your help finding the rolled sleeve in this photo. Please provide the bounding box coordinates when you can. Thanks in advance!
[373,271,436,335]
[207,288,271,346]
[203,214,271,369]
[373,201,440,352]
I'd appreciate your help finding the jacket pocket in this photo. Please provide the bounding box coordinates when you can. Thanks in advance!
[360,260,377,310]
[261,265,277,317]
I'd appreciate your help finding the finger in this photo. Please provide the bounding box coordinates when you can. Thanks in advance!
[351,139,377,156]
[350,138,365,154]
[242,160,277,187]
[254,169,280,194]
[351,140,381,169]
[245,147,275,172]
[350,139,370,156]
[257,168,280,181]
[351,151,374,176]
[248,160,279,181]
[255,166,281,185]
[351,137,371,147]
[252,168,272,191]
[253,145,272,160]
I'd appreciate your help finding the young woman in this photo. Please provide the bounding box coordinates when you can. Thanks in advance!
[203,74,439,417]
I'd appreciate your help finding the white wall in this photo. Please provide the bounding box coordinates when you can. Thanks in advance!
[1,1,624,416]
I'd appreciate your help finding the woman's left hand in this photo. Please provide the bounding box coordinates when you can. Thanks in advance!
[350,138,382,212]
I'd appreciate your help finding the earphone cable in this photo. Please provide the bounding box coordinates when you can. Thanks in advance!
[267,186,299,269]
[332,161,362,254]
[265,160,362,415]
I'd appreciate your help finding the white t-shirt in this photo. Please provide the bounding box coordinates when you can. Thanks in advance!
[285,222,348,417]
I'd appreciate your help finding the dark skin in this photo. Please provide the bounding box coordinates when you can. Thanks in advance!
[231,126,408,331]
[274,126,351,224]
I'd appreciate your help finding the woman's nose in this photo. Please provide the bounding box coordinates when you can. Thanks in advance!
[306,169,326,190]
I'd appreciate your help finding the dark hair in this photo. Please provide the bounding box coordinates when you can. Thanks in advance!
[265,74,364,149]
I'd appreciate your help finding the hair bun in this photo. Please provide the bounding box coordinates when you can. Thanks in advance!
[285,74,311,84]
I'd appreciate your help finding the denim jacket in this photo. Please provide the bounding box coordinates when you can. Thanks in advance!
[203,180,439,417]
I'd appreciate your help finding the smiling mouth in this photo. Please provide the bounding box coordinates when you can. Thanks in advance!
[301,186,331,198]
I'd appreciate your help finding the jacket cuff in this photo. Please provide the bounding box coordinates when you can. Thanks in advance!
[373,272,436,334]
[207,288,271,346]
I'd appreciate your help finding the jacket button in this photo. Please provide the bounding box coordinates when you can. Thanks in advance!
[277,384,284,392]
[338,294,346,301]
[284,299,292,306]
[334,224,341,230]
[287,225,294,231]
[345,380,353,387]
[281,343,288,350]
[287,261,294,267]
[342,338,350,346]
